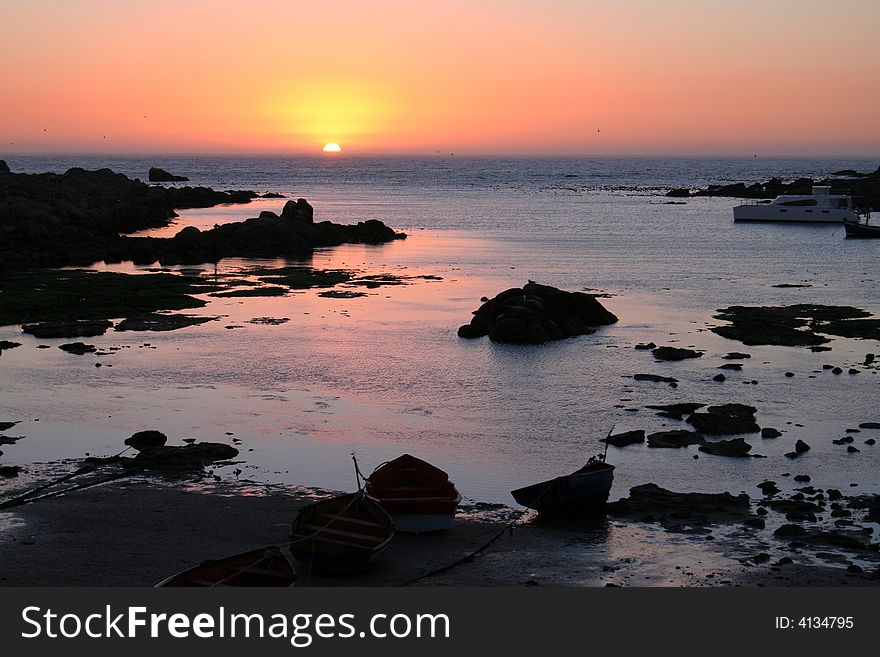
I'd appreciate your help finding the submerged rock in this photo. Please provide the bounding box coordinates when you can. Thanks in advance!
[457,281,617,344]
[711,304,878,347]
[607,483,753,526]
[651,346,702,361]
[633,373,677,384]
[687,403,759,435]
[698,438,752,457]
[602,430,646,447]
[123,442,238,471]
[58,342,97,355]
[646,403,705,420]
[647,429,705,448]
[761,427,782,439]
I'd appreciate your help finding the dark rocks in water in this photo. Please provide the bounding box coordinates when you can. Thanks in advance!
[0,465,20,478]
[757,481,781,496]
[795,439,811,453]
[665,188,690,198]
[718,363,742,370]
[711,304,878,347]
[0,421,19,431]
[766,499,820,522]
[317,290,369,299]
[866,439,876,446]
[0,340,22,351]
[647,429,705,449]
[858,422,880,429]
[606,483,753,526]
[847,446,861,453]
[633,373,678,384]
[602,430,646,447]
[687,403,759,435]
[832,367,843,374]
[785,371,795,377]
[723,352,751,359]
[123,442,238,471]
[865,353,875,365]
[784,451,802,459]
[246,317,290,325]
[148,167,189,182]
[457,281,617,344]
[833,436,854,445]
[260,192,285,198]
[712,373,726,382]
[761,427,782,439]
[0,160,8,173]
[651,346,702,361]
[114,313,216,332]
[22,320,113,338]
[848,495,880,522]
[634,342,656,350]
[698,438,752,457]
[124,430,168,450]
[810,346,832,352]
[0,435,24,445]
[774,524,808,538]
[646,403,704,420]
[58,342,96,355]
[827,488,843,501]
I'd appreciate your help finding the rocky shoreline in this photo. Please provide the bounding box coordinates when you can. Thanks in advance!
[0,162,405,270]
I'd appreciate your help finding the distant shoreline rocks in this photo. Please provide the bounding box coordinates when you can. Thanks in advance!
[457,281,618,344]
[665,164,880,209]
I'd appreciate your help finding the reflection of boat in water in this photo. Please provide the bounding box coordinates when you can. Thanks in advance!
[844,216,880,238]
[289,491,395,574]
[155,545,296,587]
[511,456,614,514]
[365,454,461,533]
[733,186,859,223]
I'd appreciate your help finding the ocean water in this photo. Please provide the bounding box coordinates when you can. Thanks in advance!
[2,155,879,504]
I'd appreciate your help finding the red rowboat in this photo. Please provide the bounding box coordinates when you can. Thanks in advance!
[155,545,296,587]
[365,454,462,533]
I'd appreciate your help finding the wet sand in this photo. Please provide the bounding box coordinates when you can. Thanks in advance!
[0,477,875,587]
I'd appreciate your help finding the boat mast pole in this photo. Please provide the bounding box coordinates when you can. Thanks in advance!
[351,452,363,492]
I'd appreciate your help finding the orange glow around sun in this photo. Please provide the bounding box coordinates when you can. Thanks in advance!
[322,143,342,153]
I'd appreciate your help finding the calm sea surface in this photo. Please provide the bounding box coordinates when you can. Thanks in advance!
[2,155,879,503]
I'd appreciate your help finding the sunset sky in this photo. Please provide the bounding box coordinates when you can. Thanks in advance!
[1,0,878,155]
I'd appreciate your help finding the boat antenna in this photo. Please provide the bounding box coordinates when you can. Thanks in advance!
[351,452,364,492]
[602,425,614,462]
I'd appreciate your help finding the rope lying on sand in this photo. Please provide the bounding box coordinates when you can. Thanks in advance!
[397,509,528,587]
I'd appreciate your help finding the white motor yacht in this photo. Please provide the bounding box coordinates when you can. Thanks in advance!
[733,186,858,223]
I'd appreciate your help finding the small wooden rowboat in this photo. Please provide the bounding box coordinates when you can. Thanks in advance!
[155,545,296,587]
[511,457,614,514]
[365,454,462,533]
[290,492,395,574]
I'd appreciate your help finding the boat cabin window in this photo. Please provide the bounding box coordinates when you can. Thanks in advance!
[833,199,851,209]
[777,199,817,207]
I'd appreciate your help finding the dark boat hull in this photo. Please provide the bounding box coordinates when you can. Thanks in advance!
[844,220,880,238]
[155,546,296,587]
[290,492,395,574]
[511,465,614,514]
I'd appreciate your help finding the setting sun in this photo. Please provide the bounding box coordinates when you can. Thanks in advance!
[322,143,342,153]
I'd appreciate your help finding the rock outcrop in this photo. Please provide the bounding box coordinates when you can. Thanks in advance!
[148,167,189,182]
[457,281,617,344]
